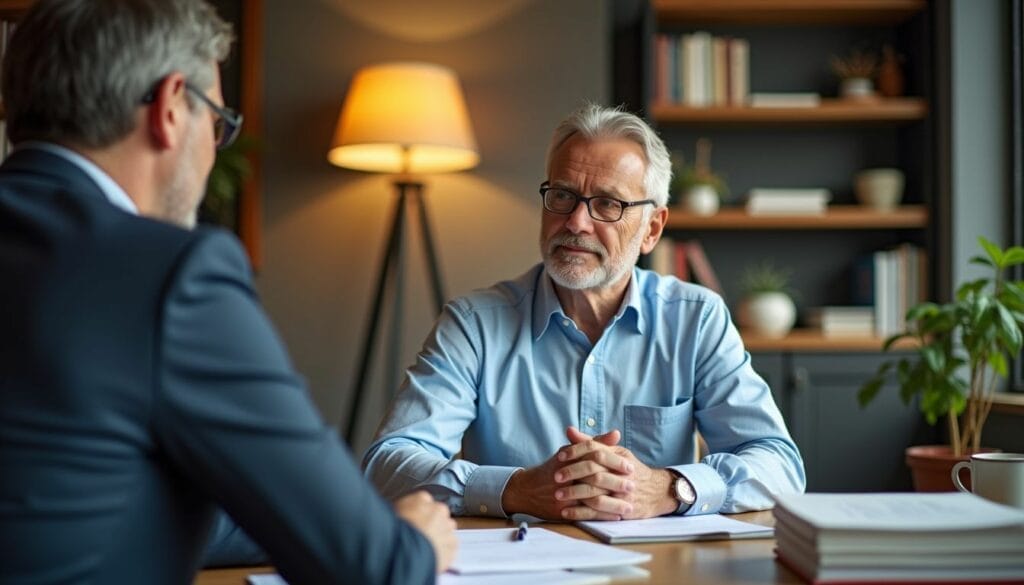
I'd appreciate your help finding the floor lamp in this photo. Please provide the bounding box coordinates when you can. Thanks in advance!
[327,62,480,445]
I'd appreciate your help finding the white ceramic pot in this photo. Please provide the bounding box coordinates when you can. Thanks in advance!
[739,292,797,338]
[840,77,876,100]
[855,168,905,211]
[682,184,720,216]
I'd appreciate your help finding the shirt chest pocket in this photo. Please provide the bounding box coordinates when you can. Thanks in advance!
[623,400,694,467]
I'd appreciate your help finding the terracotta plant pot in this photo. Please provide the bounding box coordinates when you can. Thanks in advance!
[905,445,1001,492]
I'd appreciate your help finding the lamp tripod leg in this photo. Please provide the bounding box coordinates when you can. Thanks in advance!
[344,188,407,445]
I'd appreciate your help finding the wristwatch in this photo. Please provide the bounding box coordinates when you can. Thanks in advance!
[671,472,696,514]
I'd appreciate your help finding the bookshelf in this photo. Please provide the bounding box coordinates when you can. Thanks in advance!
[626,0,939,352]
[0,0,31,20]
[617,0,945,490]
[650,97,927,124]
[666,204,927,230]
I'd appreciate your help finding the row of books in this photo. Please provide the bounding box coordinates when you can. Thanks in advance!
[648,237,723,296]
[852,243,926,336]
[774,492,1024,584]
[653,32,749,107]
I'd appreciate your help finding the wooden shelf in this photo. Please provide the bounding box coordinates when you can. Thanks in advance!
[0,0,32,19]
[665,204,927,230]
[651,98,928,125]
[654,0,926,26]
[741,328,915,352]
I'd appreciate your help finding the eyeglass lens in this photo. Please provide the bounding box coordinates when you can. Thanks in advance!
[544,188,624,221]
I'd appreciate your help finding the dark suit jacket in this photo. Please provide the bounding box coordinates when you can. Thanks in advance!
[0,148,435,584]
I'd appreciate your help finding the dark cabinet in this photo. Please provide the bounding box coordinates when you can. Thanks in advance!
[750,351,938,492]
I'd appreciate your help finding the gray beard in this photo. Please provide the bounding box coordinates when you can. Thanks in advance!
[541,228,645,291]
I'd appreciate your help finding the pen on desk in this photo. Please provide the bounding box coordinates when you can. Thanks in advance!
[513,521,528,541]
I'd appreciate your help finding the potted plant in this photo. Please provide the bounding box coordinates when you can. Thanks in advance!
[738,261,797,338]
[858,237,1024,490]
[199,136,257,230]
[672,138,728,216]
[830,49,879,100]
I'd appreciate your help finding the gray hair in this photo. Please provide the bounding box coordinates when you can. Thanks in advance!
[546,104,672,207]
[2,0,233,149]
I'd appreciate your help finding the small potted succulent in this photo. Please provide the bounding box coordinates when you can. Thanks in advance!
[830,49,879,100]
[672,138,728,216]
[858,237,1024,490]
[738,261,798,338]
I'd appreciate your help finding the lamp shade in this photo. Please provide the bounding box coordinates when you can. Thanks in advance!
[328,62,479,174]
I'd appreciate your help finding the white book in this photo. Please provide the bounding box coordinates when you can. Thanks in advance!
[746,188,831,215]
[728,38,749,106]
[749,92,821,107]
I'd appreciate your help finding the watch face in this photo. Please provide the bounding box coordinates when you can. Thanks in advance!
[674,477,696,505]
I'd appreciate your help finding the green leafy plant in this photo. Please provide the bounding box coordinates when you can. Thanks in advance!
[741,261,795,296]
[200,135,257,230]
[671,138,729,199]
[858,237,1024,456]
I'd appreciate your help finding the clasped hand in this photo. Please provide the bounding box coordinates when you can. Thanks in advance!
[501,427,676,521]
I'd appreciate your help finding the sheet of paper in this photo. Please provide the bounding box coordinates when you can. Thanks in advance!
[578,514,772,543]
[247,575,287,585]
[439,570,609,585]
[449,527,650,574]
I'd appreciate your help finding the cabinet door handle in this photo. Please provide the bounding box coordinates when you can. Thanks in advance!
[792,367,810,392]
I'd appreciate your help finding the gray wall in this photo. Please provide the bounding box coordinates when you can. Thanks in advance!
[255,0,609,451]
[951,0,1010,286]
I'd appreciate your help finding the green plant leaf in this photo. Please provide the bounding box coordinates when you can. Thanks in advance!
[956,278,989,301]
[1002,247,1024,266]
[857,377,885,407]
[978,236,1004,266]
[988,351,1008,377]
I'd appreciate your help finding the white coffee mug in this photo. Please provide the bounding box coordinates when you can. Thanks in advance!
[951,452,1024,509]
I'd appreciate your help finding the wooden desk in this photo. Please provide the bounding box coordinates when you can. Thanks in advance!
[194,511,803,584]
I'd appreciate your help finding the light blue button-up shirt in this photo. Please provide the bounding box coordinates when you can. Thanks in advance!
[363,264,805,518]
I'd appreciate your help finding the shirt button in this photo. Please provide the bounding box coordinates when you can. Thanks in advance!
[479,504,488,514]
[701,503,710,512]
[586,355,595,365]
[586,417,596,428]
[562,319,571,328]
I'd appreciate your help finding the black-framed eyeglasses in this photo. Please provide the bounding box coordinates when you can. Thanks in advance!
[141,81,243,150]
[539,182,656,222]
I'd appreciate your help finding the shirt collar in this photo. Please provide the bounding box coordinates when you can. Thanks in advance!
[15,141,139,215]
[531,265,645,341]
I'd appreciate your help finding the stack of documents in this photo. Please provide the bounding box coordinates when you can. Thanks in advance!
[746,188,831,215]
[773,492,1024,584]
[578,513,772,544]
[805,306,875,337]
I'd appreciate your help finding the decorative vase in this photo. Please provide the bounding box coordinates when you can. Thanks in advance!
[738,292,796,338]
[905,445,1001,492]
[854,168,905,211]
[682,184,720,216]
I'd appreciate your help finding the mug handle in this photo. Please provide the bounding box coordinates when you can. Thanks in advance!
[951,461,972,493]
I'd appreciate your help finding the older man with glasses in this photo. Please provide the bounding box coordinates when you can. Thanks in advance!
[0,0,456,583]
[364,104,806,522]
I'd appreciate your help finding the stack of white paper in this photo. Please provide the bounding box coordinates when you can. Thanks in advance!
[773,492,1024,583]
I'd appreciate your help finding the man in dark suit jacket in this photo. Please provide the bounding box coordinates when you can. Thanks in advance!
[0,1,455,583]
